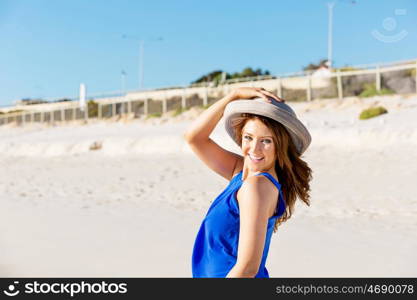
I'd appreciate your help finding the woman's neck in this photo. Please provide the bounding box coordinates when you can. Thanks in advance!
[242,164,278,182]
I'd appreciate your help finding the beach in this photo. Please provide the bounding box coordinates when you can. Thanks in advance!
[1,95,417,277]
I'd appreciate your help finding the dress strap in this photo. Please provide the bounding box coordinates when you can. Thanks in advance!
[255,172,282,191]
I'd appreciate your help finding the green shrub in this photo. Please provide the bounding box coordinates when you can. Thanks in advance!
[172,107,188,117]
[87,100,98,118]
[0,109,24,117]
[359,83,394,98]
[335,66,361,72]
[199,104,211,110]
[145,112,161,119]
[359,106,388,120]
[403,68,416,78]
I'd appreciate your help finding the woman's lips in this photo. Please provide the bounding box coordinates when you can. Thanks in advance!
[249,154,264,163]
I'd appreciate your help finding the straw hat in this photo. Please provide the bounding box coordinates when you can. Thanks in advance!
[223,98,311,155]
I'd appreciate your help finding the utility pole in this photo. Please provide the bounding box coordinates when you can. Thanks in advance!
[122,35,163,90]
[327,2,335,69]
[139,41,144,89]
[327,1,356,69]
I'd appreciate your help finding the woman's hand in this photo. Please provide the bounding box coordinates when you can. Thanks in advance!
[228,87,285,103]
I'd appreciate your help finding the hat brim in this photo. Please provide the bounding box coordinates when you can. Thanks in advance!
[223,99,311,155]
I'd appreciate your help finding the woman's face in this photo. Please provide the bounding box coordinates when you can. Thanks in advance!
[241,118,276,172]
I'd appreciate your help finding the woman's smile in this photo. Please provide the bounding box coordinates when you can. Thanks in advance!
[248,154,264,163]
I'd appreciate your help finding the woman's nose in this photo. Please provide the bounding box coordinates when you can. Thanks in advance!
[250,140,262,153]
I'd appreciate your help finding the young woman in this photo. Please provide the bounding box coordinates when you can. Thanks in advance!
[184,87,312,278]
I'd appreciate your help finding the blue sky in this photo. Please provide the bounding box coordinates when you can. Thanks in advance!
[1,0,416,106]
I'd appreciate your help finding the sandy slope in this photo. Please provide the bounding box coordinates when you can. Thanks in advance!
[1,95,416,277]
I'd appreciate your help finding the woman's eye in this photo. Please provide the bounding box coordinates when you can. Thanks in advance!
[243,135,252,140]
[262,139,272,144]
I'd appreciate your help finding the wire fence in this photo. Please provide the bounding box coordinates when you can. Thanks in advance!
[1,60,416,127]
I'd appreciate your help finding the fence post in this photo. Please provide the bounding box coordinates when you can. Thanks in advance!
[277,78,282,98]
[226,84,231,95]
[98,104,102,119]
[376,64,381,91]
[31,112,34,123]
[144,99,148,116]
[415,60,417,94]
[40,111,44,123]
[51,110,54,123]
[73,108,76,121]
[162,92,167,114]
[22,112,25,126]
[203,85,208,106]
[84,103,89,121]
[337,70,343,100]
[128,99,132,115]
[181,87,187,109]
[307,75,312,102]
[61,108,65,122]
[112,102,116,117]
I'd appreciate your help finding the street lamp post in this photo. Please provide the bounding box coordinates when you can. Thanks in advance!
[326,1,356,70]
[122,35,163,90]
[327,2,335,69]
[139,40,144,89]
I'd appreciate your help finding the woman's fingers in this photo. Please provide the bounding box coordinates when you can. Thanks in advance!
[255,87,284,102]
[256,91,270,102]
[259,89,284,103]
[234,87,285,103]
[253,88,273,102]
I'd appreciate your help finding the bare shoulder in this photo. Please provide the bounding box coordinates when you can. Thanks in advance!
[241,175,277,199]
[237,175,278,217]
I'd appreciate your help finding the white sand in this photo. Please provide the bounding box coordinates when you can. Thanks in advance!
[1,94,417,277]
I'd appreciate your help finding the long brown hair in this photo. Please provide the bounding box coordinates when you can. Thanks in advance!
[231,113,312,233]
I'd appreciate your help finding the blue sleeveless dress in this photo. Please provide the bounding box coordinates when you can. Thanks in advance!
[192,170,286,278]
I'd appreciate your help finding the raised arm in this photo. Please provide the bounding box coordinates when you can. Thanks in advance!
[183,92,240,180]
[183,87,280,181]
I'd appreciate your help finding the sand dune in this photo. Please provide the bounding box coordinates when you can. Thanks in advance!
[1,95,416,277]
